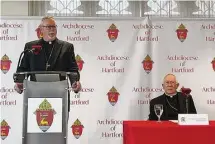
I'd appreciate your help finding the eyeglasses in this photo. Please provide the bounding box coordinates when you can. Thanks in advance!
[164,81,177,85]
[42,25,57,30]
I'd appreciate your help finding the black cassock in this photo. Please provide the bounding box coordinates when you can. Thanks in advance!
[17,38,80,80]
[148,92,197,120]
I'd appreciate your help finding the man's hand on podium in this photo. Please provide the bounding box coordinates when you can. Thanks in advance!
[71,81,82,93]
[14,83,23,94]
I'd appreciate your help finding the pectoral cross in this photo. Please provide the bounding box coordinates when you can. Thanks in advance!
[46,63,50,70]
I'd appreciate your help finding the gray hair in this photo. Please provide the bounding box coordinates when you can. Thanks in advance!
[41,16,54,21]
[40,16,55,27]
[163,73,178,84]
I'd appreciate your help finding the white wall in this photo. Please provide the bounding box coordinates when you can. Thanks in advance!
[1,1,28,16]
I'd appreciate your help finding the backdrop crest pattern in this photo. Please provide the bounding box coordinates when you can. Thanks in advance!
[0,17,215,144]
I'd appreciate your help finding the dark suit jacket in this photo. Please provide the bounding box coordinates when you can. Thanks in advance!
[17,38,80,81]
[16,38,80,112]
[148,92,197,120]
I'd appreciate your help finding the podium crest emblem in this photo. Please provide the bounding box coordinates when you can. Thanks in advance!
[0,54,12,74]
[75,55,84,71]
[71,119,84,139]
[34,99,56,132]
[107,86,120,106]
[212,57,215,71]
[1,120,11,140]
[142,55,154,74]
[176,24,188,42]
[107,24,119,42]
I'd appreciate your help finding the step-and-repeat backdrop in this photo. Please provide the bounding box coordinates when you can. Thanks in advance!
[1,17,215,144]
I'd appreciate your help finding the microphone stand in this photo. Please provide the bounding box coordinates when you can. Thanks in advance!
[16,47,42,71]
[181,87,191,114]
[14,48,38,83]
[186,97,188,114]
[16,49,31,71]
[185,94,190,114]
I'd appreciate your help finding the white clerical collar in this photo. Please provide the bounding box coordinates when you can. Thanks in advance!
[165,92,177,98]
[42,38,56,44]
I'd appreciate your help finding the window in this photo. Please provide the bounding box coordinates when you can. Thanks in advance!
[144,0,180,15]
[28,0,215,17]
[192,0,215,16]
[47,0,83,15]
[96,0,132,15]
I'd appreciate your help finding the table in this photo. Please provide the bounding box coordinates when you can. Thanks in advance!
[123,121,215,144]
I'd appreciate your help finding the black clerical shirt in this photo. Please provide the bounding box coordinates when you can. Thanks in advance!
[165,93,180,120]
[41,39,56,61]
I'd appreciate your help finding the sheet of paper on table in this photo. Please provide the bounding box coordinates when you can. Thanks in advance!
[178,114,209,125]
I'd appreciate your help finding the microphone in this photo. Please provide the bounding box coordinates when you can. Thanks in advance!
[180,87,191,114]
[16,49,32,72]
[14,45,42,83]
[31,45,42,55]
[14,49,32,83]
[16,46,42,71]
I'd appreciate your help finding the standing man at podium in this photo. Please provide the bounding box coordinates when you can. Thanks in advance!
[14,16,81,99]
[148,74,197,120]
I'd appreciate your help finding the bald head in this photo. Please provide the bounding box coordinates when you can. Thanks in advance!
[162,74,179,95]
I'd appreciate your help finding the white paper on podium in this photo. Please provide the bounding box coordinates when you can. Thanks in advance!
[27,98,62,133]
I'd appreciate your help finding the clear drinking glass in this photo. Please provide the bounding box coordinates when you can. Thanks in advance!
[154,104,163,122]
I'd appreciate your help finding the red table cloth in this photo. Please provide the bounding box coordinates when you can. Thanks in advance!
[123,121,215,144]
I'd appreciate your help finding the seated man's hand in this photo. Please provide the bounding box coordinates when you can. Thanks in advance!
[71,81,81,93]
[14,83,23,94]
